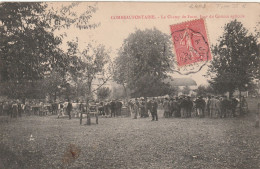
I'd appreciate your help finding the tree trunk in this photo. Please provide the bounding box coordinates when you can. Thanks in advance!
[86,113,91,125]
[86,81,92,125]
[122,83,128,103]
[80,112,83,125]
[54,92,57,102]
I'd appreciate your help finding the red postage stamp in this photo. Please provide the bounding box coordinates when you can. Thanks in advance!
[170,19,211,71]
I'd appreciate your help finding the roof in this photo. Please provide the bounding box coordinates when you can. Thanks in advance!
[164,77,197,86]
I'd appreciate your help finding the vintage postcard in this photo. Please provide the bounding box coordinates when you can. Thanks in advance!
[0,2,259,169]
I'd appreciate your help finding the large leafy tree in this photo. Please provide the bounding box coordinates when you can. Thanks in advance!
[42,2,100,101]
[0,2,100,99]
[114,28,174,98]
[0,2,63,98]
[64,40,109,125]
[208,20,259,97]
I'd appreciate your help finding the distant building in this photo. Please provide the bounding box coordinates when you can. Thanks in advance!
[164,77,197,96]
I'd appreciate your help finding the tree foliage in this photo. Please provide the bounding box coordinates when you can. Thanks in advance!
[97,87,111,101]
[0,3,62,83]
[48,2,99,31]
[0,2,102,99]
[182,86,191,95]
[0,3,65,99]
[194,85,215,96]
[208,20,259,95]
[114,28,174,98]
[65,40,109,100]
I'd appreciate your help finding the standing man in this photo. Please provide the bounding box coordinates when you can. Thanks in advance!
[220,96,229,118]
[231,97,238,117]
[12,101,18,118]
[209,96,216,118]
[151,98,158,121]
[186,96,193,118]
[169,98,174,117]
[133,98,139,119]
[110,100,116,117]
[128,100,134,115]
[67,99,72,120]
[140,99,146,118]
[116,100,123,116]
[147,99,152,117]
[206,95,211,117]
[195,96,206,117]
[163,98,170,118]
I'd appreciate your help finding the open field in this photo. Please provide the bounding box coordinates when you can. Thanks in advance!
[0,99,260,169]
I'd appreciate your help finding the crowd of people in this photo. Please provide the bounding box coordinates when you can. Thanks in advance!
[0,95,248,121]
[128,95,248,121]
[0,99,125,119]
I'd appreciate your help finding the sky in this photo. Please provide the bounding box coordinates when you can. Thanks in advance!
[50,2,260,86]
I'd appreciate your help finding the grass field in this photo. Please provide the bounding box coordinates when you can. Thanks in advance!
[0,98,259,169]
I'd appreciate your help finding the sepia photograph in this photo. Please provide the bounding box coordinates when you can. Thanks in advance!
[0,1,260,169]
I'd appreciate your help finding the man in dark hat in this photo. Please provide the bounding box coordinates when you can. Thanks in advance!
[220,96,229,118]
[115,100,123,116]
[67,99,72,119]
[110,100,116,117]
[195,96,206,117]
[151,98,158,121]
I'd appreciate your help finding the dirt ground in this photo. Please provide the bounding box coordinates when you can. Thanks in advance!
[0,99,259,169]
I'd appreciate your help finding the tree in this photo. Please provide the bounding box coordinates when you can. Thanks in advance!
[112,55,130,99]
[65,40,109,125]
[208,20,259,97]
[66,40,109,99]
[0,2,100,99]
[97,87,111,101]
[41,68,70,101]
[111,86,126,100]
[194,85,207,96]
[193,85,216,96]
[47,2,99,31]
[0,2,64,98]
[182,86,191,95]
[114,28,174,98]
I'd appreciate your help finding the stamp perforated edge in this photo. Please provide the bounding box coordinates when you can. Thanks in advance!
[169,18,212,75]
